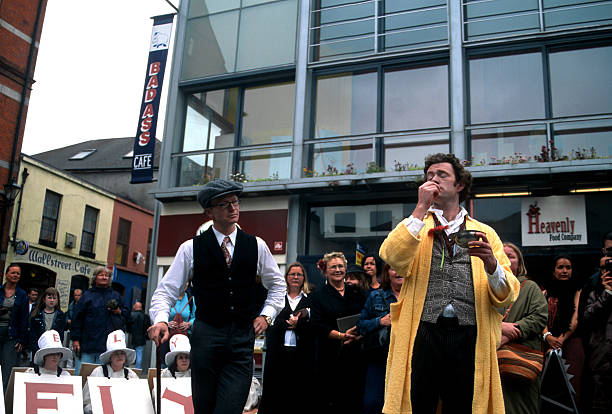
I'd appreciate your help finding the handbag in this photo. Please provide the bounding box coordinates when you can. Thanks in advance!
[496,280,543,382]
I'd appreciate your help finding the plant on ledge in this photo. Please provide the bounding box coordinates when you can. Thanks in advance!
[366,162,385,173]
[393,160,421,171]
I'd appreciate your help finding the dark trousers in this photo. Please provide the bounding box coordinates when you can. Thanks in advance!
[190,319,255,414]
[410,317,477,414]
[0,326,19,392]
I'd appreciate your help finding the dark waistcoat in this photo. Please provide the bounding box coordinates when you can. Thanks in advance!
[193,227,259,327]
[421,236,476,325]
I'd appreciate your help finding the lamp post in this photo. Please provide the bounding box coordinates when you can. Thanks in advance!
[0,170,26,270]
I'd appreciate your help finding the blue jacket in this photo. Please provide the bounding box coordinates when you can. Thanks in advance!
[28,309,67,352]
[0,284,29,345]
[70,286,128,354]
[357,288,397,335]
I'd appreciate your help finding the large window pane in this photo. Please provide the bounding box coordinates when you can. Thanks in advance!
[469,125,547,165]
[382,4,448,51]
[314,71,377,138]
[549,46,612,117]
[182,12,239,79]
[183,89,239,151]
[552,119,612,160]
[188,0,240,17]
[308,202,415,255]
[469,52,545,124]
[307,138,374,176]
[383,133,449,171]
[241,82,295,146]
[384,64,449,131]
[235,147,292,181]
[175,153,229,186]
[544,1,612,30]
[235,0,297,71]
[464,0,540,40]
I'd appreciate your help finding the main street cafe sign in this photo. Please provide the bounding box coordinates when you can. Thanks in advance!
[521,195,587,246]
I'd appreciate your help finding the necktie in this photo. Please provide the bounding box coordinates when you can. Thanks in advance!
[221,236,232,268]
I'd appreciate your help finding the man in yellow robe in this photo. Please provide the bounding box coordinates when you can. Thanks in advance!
[379,153,519,414]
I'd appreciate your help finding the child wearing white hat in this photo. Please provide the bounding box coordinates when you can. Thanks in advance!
[161,334,191,378]
[83,330,138,414]
[25,330,72,377]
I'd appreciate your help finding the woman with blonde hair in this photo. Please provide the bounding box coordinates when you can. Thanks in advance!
[310,252,367,413]
[259,261,314,414]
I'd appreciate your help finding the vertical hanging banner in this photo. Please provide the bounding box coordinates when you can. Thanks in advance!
[131,13,175,184]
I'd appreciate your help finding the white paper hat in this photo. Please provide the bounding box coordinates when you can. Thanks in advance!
[165,334,191,367]
[99,330,136,365]
[33,330,72,366]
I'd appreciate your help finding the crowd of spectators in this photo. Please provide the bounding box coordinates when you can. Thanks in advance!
[1,229,609,413]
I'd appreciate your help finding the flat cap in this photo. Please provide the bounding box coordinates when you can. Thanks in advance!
[197,179,243,209]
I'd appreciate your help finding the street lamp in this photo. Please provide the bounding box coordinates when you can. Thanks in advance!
[1,181,23,207]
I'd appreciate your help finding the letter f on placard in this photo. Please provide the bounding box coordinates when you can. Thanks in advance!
[25,382,73,414]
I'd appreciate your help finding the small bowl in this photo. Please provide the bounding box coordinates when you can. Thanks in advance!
[454,230,480,248]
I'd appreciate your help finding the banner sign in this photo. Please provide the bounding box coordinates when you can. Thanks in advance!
[153,378,193,413]
[13,373,82,414]
[521,195,587,246]
[131,13,175,184]
[88,377,154,414]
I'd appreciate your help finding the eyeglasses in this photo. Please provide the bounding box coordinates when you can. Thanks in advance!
[288,273,304,277]
[211,199,240,209]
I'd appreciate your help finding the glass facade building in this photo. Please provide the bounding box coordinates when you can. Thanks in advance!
[155,0,612,285]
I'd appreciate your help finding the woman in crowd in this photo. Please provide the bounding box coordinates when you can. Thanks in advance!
[542,255,584,404]
[162,333,191,378]
[26,330,72,377]
[28,287,67,355]
[83,330,138,414]
[357,264,403,414]
[363,254,381,290]
[0,263,29,391]
[310,252,367,414]
[581,255,612,413]
[345,263,370,293]
[259,262,313,414]
[500,243,548,414]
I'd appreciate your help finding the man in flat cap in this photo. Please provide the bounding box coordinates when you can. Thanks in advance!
[148,179,286,413]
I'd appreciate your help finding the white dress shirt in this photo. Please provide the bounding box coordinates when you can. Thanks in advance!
[283,292,309,347]
[150,227,286,325]
[404,206,509,297]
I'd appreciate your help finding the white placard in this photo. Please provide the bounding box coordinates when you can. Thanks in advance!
[0,367,4,413]
[521,195,588,246]
[88,377,154,414]
[13,373,82,414]
[152,377,193,414]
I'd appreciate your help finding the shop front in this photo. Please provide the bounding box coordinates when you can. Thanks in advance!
[7,243,105,311]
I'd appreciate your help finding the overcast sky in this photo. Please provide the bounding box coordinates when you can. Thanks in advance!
[22,0,177,155]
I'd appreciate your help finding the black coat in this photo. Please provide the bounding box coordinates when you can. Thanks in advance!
[310,283,367,413]
[128,310,151,347]
[28,309,67,352]
[259,293,313,414]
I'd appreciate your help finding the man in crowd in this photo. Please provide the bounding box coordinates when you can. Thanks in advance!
[66,288,82,328]
[71,266,127,374]
[128,301,150,369]
[27,287,38,314]
[148,179,286,413]
[379,153,519,414]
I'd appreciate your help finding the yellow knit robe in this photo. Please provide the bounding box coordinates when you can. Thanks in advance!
[379,213,519,414]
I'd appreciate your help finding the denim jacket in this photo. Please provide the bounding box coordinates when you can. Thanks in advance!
[0,284,29,344]
[357,288,397,335]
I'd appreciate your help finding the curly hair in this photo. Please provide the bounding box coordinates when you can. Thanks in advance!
[424,153,472,202]
[319,252,347,275]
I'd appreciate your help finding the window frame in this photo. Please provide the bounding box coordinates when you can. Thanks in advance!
[79,205,99,259]
[115,218,132,266]
[39,190,62,248]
